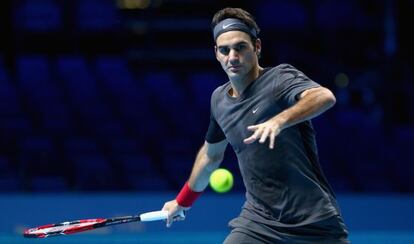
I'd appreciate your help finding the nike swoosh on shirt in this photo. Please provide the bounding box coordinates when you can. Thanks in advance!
[252,107,259,114]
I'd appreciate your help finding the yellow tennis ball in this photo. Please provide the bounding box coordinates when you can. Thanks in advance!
[209,168,233,193]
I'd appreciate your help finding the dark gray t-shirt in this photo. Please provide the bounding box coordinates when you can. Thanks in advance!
[207,64,340,227]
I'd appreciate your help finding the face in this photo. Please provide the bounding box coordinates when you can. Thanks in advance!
[215,31,261,81]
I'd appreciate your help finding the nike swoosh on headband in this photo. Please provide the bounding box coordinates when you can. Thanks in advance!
[222,23,236,29]
[213,18,258,41]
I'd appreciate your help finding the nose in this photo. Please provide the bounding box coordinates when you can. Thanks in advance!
[228,49,239,63]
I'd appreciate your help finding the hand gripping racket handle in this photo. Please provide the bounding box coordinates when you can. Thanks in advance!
[139,210,168,221]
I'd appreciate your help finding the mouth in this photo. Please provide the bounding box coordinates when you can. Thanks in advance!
[228,65,242,72]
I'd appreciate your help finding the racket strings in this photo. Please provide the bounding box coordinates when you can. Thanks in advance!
[25,219,105,236]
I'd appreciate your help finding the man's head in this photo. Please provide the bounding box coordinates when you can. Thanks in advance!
[211,8,262,81]
[211,8,260,45]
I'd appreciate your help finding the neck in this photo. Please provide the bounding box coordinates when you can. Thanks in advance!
[229,65,263,97]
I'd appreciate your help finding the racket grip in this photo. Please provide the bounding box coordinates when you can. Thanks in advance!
[140,210,168,222]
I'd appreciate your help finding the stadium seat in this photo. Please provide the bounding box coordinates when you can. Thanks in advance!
[73,154,113,190]
[0,81,24,117]
[77,0,118,31]
[115,154,169,190]
[14,0,61,31]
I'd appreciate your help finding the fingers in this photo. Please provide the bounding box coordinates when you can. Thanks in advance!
[243,127,262,144]
[163,207,172,228]
[179,210,186,218]
[247,125,258,131]
[166,218,172,227]
[166,211,177,228]
[166,211,186,227]
[259,128,270,143]
[162,202,175,228]
[244,124,279,148]
[174,211,186,221]
[163,202,186,228]
[269,130,277,149]
[166,211,174,227]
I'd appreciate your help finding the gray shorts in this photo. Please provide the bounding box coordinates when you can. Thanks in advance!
[223,215,350,244]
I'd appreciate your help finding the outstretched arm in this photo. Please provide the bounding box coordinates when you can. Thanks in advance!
[162,139,228,227]
[243,87,336,149]
[188,140,228,191]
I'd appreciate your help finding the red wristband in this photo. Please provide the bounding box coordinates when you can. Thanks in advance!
[176,182,202,207]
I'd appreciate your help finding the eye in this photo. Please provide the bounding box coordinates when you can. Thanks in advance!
[234,44,246,52]
[218,47,230,55]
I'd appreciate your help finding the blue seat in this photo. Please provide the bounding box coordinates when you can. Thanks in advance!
[0,117,32,140]
[133,116,168,140]
[117,93,152,123]
[144,72,183,102]
[257,0,307,29]
[62,70,110,129]
[64,137,101,157]
[17,55,51,84]
[161,155,193,186]
[129,176,170,191]
[0,156,11,173]
[0,81,24,117]
[169,111,203,138]
[20,136,55,155]
[93,119,126,138]
[0,175,21,191]
[316,1,366,30]
[162,137,193,155]
[143,73,197,137]
[14,0,61,31]
[30,176,68,191]
[188,72,221,110]
[73,154,112,190]
[329,175,353,192]
[0,62,10,82]
[117,154,154,173]
[390,127,414,191]
[40,103,74,136]
[117,154,169,191]
[77,0,118,31]
[352,158,392,192]
[77,102,112,122]
[18,136,65,187]
[94,57,155,130]
[17,56,63,106]
[56,56,90,79]
[109,138,144,155]
[56,56,100,105]
[94,56,138,96]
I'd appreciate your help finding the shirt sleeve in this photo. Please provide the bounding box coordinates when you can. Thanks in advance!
[273,64,321,106]
[205,113,226,143]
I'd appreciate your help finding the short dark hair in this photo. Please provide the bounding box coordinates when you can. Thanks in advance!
[211,8,260,43]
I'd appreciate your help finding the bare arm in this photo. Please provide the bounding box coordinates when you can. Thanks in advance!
[244,87,336,148]
[162,139,228,227]
[188,140,228,191]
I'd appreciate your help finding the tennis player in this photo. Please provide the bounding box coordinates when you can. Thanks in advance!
[162,7,349,243]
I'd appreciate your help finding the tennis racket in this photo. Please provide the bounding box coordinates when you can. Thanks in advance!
[23,210,172,238]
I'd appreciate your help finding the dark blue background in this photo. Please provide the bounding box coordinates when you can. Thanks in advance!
[0,0,413,194]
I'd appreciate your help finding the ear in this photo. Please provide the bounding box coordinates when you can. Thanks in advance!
[255,38,262,56]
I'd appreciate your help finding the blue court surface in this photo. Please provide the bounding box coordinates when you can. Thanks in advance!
[1,232,413,243]
[2,232,414,244]
[1,193,413,243]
